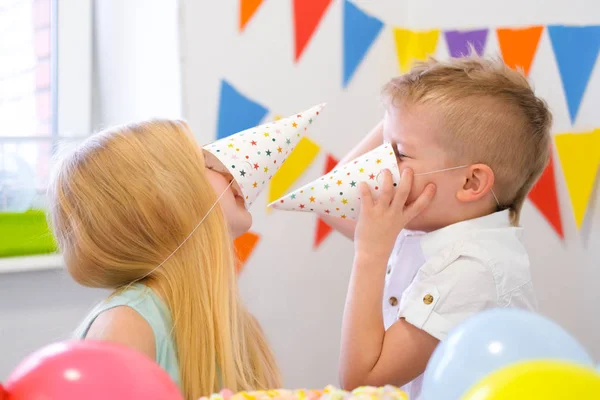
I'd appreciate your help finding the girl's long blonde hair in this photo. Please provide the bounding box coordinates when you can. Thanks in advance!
[47,120,282,399]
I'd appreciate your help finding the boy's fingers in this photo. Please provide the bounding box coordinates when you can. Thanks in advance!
[393,168,413,208]
[406,184,436,220]
[378,169,394,206]
[358,182,374,211]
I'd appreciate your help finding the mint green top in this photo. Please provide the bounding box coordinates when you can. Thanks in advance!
[73,283,180,388]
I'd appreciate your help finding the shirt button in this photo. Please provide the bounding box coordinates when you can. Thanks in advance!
[386,265,392,274]
[423,294,434,305]
[389,296,398,306]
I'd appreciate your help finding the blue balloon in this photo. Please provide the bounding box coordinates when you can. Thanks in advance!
[421,308,593,400]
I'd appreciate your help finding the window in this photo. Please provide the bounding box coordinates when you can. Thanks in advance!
[0,0,92,212]
[0,0,91,265]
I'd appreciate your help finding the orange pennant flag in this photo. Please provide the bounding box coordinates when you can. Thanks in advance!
[497,26,544,76]
[234,231,261,273]
[240,0,265,32]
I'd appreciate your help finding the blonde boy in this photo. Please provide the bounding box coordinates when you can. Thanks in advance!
[326,56,552,399]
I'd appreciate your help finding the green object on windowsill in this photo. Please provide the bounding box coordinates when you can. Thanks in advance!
[0,210,58,258]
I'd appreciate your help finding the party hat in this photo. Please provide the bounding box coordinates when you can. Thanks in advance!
[203,103,326,208]
[269,143,400,219]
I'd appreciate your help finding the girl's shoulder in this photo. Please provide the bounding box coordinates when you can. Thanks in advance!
[74,283,172,339]
[73,283,181,387]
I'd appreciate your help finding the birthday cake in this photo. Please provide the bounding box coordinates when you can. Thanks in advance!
[202,385,408,400]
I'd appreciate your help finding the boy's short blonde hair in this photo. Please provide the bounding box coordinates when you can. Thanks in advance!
[382,55,553,226]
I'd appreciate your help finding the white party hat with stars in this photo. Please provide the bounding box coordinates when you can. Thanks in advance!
[268,143,400,220]
[203,103,326,208]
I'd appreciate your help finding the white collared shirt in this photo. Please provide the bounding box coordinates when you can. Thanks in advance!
[382,210,537,400]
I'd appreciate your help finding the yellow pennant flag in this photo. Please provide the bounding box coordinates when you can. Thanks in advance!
[268,137,321,206]
[554,129,600,229]
[393,28,440,73]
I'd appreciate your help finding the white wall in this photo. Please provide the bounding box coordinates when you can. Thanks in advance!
[179,0,600,389]
[0,270,108,379]
[92,0,182,126]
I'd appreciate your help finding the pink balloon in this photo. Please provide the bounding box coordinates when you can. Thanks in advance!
[4,340,183,400]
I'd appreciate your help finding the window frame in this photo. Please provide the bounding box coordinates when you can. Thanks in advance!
[0,0,92,272]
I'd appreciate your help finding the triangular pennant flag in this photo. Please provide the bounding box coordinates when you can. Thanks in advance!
[314,219,333,249]
[268,137,321,205]
[342,0,383,87]
[216,80,269,140]
[314,153,339,249]
[240,0,265,32]
[528,152,564,238]
[293,0,333,62]
[554,129,600,229]
[234,231,261,273]
[548,25,600,124]
[393,28,440,73]
[497,26,544,76]
[444,28,488,58]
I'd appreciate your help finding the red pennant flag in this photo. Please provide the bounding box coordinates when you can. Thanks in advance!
[315,219,333,249]
[528,153,564,238]
[240,0,265,32]
[323,152,338,175]
[293,0,333,62]
[314,154,339,249]
[497,26,544,76]
[497,27,563,238]
[234,231,261,273]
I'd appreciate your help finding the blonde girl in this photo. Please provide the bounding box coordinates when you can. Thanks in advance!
[48,120,281,400]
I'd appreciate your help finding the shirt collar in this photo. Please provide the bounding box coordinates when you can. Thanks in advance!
[419,210,515,259]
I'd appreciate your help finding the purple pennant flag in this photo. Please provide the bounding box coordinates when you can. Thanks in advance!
[445,28,489,58]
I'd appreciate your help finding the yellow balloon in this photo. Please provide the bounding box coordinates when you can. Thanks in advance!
[461,360,600,400]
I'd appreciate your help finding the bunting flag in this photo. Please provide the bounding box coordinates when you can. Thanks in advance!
[268,136,321,205]
[548,25,600,124]
[293,0,333,62]
[528,152,564,238]
[314,153,339,249]
[239,0,265,32]
[342,0,383,87]
[497,26,544,76]
[393,28,440,72]
[216,80,269,140]
[234,231,261,273]
[444,28,488,58]
[554,129,600,229]
[497,26,563,236]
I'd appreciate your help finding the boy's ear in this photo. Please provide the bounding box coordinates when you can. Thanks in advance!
[456,164,495,203]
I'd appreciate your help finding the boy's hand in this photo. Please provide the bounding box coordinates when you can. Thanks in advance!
[355,168,436,259]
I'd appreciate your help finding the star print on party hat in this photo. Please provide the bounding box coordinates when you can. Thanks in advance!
[269,143,400,220]
[203,103,326,208]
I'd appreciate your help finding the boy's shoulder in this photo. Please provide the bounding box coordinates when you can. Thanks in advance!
[395,211,537,342]
[417,210,531,295]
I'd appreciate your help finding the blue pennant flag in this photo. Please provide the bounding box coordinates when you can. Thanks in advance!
[216,80,268,140]
[548,25,600,124]
[343,0,383,88]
